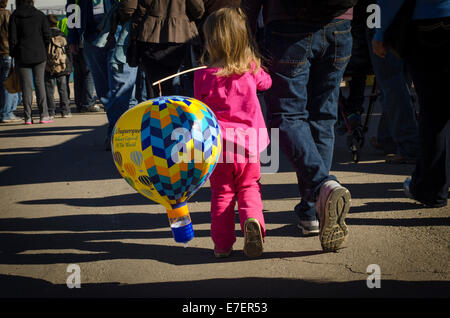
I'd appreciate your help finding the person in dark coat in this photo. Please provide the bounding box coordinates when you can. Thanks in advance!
[130,0,204,97]
[9,0,52,124]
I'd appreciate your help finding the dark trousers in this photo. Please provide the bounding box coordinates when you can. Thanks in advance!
[407,17,450,206]
[138,42,186,98]
[45,74,70,116]
[18,61,49,121]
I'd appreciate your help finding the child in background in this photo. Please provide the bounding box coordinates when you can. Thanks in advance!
[44,14,72,119]
[194,7,272,258]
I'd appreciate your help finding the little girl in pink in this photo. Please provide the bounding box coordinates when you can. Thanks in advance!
[194,7,272,258]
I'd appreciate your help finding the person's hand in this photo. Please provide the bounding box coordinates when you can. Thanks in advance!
[372,38,387,58]
[69,44,79,55]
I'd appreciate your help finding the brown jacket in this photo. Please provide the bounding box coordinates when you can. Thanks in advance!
[131,0,205,43]
[0,8,11,56]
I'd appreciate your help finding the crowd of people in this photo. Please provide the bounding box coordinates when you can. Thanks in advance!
[0,0,448,258]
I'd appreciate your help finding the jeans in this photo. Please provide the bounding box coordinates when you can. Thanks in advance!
[45,74,70,116]
[18,61,49,121]
[72,51,96,110]
[406,17,450,206]
[135,65,148,103]
[0,56,19,120]
[264,19,352,221]
[366,29,420,158]
[83,37,138,139]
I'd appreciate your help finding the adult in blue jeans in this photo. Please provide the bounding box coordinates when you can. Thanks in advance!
[0,1,19,123]
[0,56,20,123]
[366,28,420,163]
[72,48,97,113]
[244,0,356,252]
[373,0,450,208]
[67,0,138,150]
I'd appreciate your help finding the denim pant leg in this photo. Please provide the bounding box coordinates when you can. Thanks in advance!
[300,21,352,220]
[73,52,96,109]
[0,56,19,119]
[366,30,420,158]
[44,75,56,116]
[264,20,351,221]
[83,40,137,139]
[56,75,70,115]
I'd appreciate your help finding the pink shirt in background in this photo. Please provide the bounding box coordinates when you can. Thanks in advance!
[194,65,272,159]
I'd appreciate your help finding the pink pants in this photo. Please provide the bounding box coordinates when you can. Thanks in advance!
[209,155,266,250]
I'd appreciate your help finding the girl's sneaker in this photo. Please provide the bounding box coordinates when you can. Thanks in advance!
[214,246,232,258]
[24,119,33,125]
[243,218,263,257]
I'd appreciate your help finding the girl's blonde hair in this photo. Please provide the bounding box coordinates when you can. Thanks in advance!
[202,7,261,77]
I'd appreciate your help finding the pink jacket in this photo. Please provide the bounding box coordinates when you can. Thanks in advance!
[194,65,272,158]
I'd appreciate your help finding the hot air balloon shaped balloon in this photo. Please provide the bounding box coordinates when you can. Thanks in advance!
[111,96,222,244]
[130,151,144,172]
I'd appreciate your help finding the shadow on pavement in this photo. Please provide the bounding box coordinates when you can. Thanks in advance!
[0,274,448,298]
[0,124,117,187]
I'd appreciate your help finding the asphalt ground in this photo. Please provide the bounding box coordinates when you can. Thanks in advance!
[0,88,448,308]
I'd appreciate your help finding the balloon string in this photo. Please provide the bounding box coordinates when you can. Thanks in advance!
[152,66,208,91]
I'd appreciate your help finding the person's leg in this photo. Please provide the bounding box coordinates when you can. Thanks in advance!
[372,88,398,154]
[83,41,110,107]
[236,160,265,257]
[104,56,138,138]
[44,75,56,117]
[367,29,420,159]
[209,162,238,254]
[140,42,186,97]
[406,18,450,207]
[56,75,70,116]
[294,20,352,232]
[72,53,83,111]
[80,53,97,110]
[0,56,7,120]
[236,161,265,235]
[0,56,19,121]
[32,61,50,122]
[264,22,331,209]
[341,75,366,131]
[17,65,34,123]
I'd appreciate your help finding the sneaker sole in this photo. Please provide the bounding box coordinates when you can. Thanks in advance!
[214,251,232,258]
[243,219,263,257]
[297,224,319,237]
[320,187,351,252]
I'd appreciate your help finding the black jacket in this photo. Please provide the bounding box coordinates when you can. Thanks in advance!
[8,4,51,65]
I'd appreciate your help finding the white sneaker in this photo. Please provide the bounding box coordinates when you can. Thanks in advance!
[316,180,351,252]
[297,219,319,236]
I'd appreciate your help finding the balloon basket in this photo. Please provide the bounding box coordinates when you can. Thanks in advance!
[171,222,194,244]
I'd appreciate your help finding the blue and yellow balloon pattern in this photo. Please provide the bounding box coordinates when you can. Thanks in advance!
[111,96,222,212]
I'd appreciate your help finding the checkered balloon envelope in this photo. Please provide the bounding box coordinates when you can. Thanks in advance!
[111,96,222,231]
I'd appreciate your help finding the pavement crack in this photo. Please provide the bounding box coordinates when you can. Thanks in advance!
[299,260,392,276]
